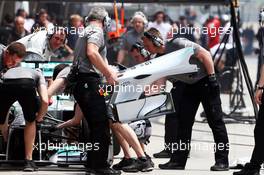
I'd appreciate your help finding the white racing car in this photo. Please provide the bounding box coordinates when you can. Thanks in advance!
[110,47,199,123]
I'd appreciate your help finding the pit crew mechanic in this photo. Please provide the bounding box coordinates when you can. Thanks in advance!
[16,26,71,62]
[48,48,154,174]
[0,42,27,140]
[71,7,120,175]
[142,27,230,171]
[233,61,264,175]
[0,66,48,172]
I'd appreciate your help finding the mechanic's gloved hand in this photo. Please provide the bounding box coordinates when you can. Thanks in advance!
[208,74,218,87]
[207,74,220,97]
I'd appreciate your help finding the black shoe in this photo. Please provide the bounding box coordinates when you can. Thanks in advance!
[94,167,121,175]
[233,169,260,175]
[23,159,38,172]
[145,152,154,167]
[153,149,170,158]
[158,161,185,170]
[233,163,260,175]
[122,157,154,172]
[210,163,229,171]
[112,157,135,170]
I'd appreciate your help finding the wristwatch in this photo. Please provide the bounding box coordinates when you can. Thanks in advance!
[208,73,216,82]
[256,84,264,90]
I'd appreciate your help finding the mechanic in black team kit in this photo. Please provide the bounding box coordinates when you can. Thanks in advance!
[0,66,48,172]
[71,7,120,175]
[142,27,230,171]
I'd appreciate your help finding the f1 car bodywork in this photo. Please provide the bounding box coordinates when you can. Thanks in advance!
[110,47,199,122]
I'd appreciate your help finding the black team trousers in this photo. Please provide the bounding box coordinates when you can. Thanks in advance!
[73,74,110,170]
[165,77,229,166]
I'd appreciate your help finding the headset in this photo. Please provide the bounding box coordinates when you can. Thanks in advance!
[131,42,150,59]
[143,31,164,47]
[103,14,112,32]
[84,13,112,32]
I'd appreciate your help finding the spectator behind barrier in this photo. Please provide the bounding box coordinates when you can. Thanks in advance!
[7,16,30,44]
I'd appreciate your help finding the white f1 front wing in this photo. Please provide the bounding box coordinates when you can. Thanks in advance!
[111,47,198,103]
[110,47,199,122]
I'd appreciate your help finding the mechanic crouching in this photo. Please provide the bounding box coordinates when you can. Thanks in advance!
[0,64,48,171]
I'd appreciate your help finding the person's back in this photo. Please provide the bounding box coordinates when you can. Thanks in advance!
[3,67,45,84]
[165,37,207,84]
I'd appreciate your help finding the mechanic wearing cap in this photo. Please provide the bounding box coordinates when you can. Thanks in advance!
[142,27,229,171]
[0,66,48,171]
[72,7,120,175]
[117,11,148,66]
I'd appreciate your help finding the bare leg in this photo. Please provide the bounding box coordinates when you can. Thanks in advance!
[1,112,11,142]
[24,121,36,160]
[57,104,83,128]
[0,124,9,142]
[112,127,132,158]
[111,122,145,158]
[140,143,145,152]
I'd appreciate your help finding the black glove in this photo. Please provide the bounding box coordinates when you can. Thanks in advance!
[207,74,220,97]
[208,74,218,87]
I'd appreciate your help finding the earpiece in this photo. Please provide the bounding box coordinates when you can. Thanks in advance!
[103,14,112,32]
[143,31,164,47]
[84,13,112,32]
[131,42,150,58]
